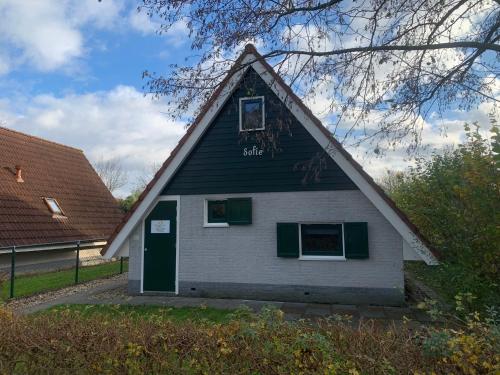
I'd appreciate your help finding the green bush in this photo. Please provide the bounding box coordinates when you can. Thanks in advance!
[419,296,500,374]
[0,305,498,374]
[118,189,141,212]
[383,123,500,309]
[406,261,499,310]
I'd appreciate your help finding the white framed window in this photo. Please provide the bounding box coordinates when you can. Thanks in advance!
[43,197,65,217]
[239,96,265,131]
[203,198,253,227]
[203,199,229,227]
[299,223,346,261]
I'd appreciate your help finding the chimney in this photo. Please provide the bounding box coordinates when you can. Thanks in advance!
[15,165,24,183]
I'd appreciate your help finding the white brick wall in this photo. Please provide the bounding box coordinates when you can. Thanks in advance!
[176,190,404,290]
[128,224,143,283]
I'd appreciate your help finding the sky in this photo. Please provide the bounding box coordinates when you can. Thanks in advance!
[0,0,496,197]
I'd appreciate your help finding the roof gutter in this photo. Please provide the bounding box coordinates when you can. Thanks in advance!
[0,238,107,255]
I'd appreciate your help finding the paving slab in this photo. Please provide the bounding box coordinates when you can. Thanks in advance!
[330,304,359,317]
[241,299,283,312]
[358,306,387,319]
[281,302,307,314]
[305,303,331,317]
[383,306,413,320]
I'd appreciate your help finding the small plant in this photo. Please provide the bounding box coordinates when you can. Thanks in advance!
[420,294,500,374]
[422,330,452,358]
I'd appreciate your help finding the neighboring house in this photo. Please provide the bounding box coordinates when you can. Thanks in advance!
[103,45,438,305]
[0,127,123,274]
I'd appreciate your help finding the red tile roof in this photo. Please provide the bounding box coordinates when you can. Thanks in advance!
[0,127,123,248]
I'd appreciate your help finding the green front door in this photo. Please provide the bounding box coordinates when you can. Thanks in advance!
[143,200,177,292]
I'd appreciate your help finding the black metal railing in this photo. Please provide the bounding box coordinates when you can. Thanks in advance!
[0,240,128,299]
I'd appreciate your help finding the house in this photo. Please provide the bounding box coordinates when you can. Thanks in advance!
[0,127,123,274]
[102,45,438,305]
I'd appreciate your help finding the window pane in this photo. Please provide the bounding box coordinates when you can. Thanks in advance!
[301,224,343,256]
[207,200,227,223]
[45,198,63,214]
[241,98,263,130]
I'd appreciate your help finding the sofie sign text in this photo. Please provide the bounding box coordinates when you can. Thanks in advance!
[243,145,264,157]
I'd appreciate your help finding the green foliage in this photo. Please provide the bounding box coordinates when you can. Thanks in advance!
[385,123,500,309]
[0,304,498,374]
[422,330,453,358]
[0,260,127,300]
[419,295,500,374]
[118,189,141,212]
[406,261,499,310]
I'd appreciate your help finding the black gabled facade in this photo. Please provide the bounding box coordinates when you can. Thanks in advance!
[162,68,358,195]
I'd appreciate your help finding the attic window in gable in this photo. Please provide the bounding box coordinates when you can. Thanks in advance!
[239,96,265,131]
[43,197,65,216]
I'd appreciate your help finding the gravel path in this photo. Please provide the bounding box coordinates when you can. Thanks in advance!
[4,273,127,314]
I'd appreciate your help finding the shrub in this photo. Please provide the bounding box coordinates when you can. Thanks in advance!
[383,123,500,310]
[0,305,498,374]
[419,298,500,375]
[118,189,141,213]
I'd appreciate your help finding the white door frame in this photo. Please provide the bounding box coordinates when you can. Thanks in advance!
[140,195,180,294]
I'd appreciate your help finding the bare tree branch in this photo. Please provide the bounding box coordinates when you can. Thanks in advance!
[261,42,500,58]
[141,0,500,153]
[94,156,128,194]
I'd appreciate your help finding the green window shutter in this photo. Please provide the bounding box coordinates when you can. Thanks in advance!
[344,222,369,259]
[227,198,252,225]
[277,223,299,258]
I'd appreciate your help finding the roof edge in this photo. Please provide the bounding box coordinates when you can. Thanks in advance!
[0,126,83,152]
[0,238,107,251]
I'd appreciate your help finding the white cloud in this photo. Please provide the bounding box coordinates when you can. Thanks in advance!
[166,19,190,47]
[0,0,191,75]
[0,51,10,75]
[0,86,186,197]
[129,9,189,47]
[129,8,159,35]
[0,0,144,74]
[69,0,123,29]
[0,0,83,72]
[348,102,497,179]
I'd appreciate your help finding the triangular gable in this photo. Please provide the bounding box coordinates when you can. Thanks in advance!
[102,44,439,265]
[162,68,358,195]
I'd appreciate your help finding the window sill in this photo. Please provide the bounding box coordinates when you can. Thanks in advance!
[299,256,346,261]
[203,223,229,228]
[239,127,265,132]
[52,214,67,219]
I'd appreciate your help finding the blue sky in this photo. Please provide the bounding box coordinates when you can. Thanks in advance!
[0,0,496,197]
[0,1,187,96]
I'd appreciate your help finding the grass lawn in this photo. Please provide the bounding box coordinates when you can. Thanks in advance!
[0,260,128,301]
[40,303,245,323]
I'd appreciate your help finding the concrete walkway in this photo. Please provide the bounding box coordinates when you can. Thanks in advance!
[6,274,436,326]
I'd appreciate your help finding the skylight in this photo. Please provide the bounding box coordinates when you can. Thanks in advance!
[44,197,64,216]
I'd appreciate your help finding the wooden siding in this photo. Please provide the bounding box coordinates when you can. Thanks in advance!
[162,68,358,195]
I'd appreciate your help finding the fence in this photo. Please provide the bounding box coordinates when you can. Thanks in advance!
[0,240,128,299]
